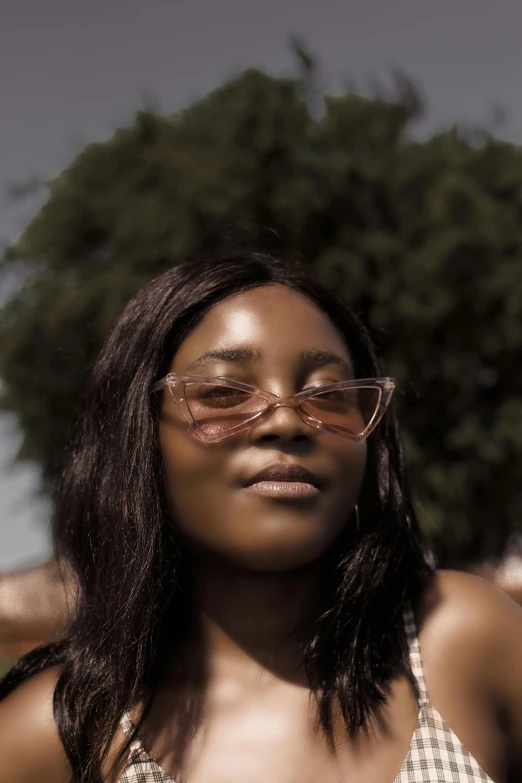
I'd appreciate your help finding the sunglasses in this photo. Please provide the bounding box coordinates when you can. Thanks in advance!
[152,373,396,444]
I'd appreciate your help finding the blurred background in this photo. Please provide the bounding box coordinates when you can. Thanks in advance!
[1,0,522,673]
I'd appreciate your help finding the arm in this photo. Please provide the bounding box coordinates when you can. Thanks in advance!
[0,666,130,783]
[485,580,522,779]
[419,570,522,781]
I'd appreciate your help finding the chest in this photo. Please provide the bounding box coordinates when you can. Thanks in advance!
[135,676,419,783]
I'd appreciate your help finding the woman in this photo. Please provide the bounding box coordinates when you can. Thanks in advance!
[0,253,520,783]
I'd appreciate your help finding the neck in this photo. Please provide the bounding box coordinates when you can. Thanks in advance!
[188,554,321,687]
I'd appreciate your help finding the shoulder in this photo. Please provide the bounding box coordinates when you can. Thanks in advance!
[416,568,522,667]
[0,666,132,783]
[0,666,72,783]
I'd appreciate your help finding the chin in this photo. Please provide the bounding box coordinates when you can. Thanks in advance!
[220,532,344,573]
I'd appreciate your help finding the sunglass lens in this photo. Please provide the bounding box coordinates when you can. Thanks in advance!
[300,386,381,438]
[184,383,266,440]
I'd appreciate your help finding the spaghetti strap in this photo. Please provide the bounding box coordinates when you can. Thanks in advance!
[120,712,135,738]
[403,601,429,707]
[120,711,145,754]
[398,601,493,781]
[119,711,176,781]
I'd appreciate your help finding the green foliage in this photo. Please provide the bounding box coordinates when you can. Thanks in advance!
[2,67,522,565]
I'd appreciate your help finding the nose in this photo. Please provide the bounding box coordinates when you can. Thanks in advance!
[249,401,317,444]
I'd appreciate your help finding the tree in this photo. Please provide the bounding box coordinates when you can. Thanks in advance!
[2,67,522,566]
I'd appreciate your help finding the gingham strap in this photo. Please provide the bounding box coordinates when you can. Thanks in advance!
[119,712,173,782]
[403,601,430,707]
[396,604,493,782]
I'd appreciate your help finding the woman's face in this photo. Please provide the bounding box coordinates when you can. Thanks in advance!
[159,284,367,571]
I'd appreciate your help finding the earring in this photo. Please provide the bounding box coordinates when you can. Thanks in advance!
[354,504,360,532]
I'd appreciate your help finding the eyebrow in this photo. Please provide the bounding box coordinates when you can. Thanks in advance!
[302,349,354,378]
[186,348,353,377]
[186,348,262,372]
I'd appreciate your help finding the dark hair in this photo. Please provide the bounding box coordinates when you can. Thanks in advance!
[0,253,433,782]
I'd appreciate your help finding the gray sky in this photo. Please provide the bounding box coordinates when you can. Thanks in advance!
[2,0,522,568]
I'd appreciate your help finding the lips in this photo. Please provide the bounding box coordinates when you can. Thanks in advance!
[244,464,323,489]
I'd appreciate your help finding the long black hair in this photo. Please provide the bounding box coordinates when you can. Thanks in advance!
[0,253,433,782]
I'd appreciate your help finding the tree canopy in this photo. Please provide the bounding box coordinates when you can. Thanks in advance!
[2,66,522,566]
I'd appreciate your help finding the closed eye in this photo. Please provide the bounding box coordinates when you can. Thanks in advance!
[191,386,252,409]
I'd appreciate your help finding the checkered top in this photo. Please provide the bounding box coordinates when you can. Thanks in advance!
[118,605,493,782]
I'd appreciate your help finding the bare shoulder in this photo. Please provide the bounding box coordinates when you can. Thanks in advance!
[416,568,522,661]
[0,664,137,783]
[0,666,71,783]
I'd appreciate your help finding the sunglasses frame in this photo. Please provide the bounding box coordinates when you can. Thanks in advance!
[152,373,396,444]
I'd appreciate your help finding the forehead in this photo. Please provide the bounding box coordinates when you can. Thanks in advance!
[172,284,352,371]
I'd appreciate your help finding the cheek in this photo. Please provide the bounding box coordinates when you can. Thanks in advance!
[159,424,230,536]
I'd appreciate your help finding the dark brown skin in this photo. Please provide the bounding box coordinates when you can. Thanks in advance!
[1,284,521,783]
